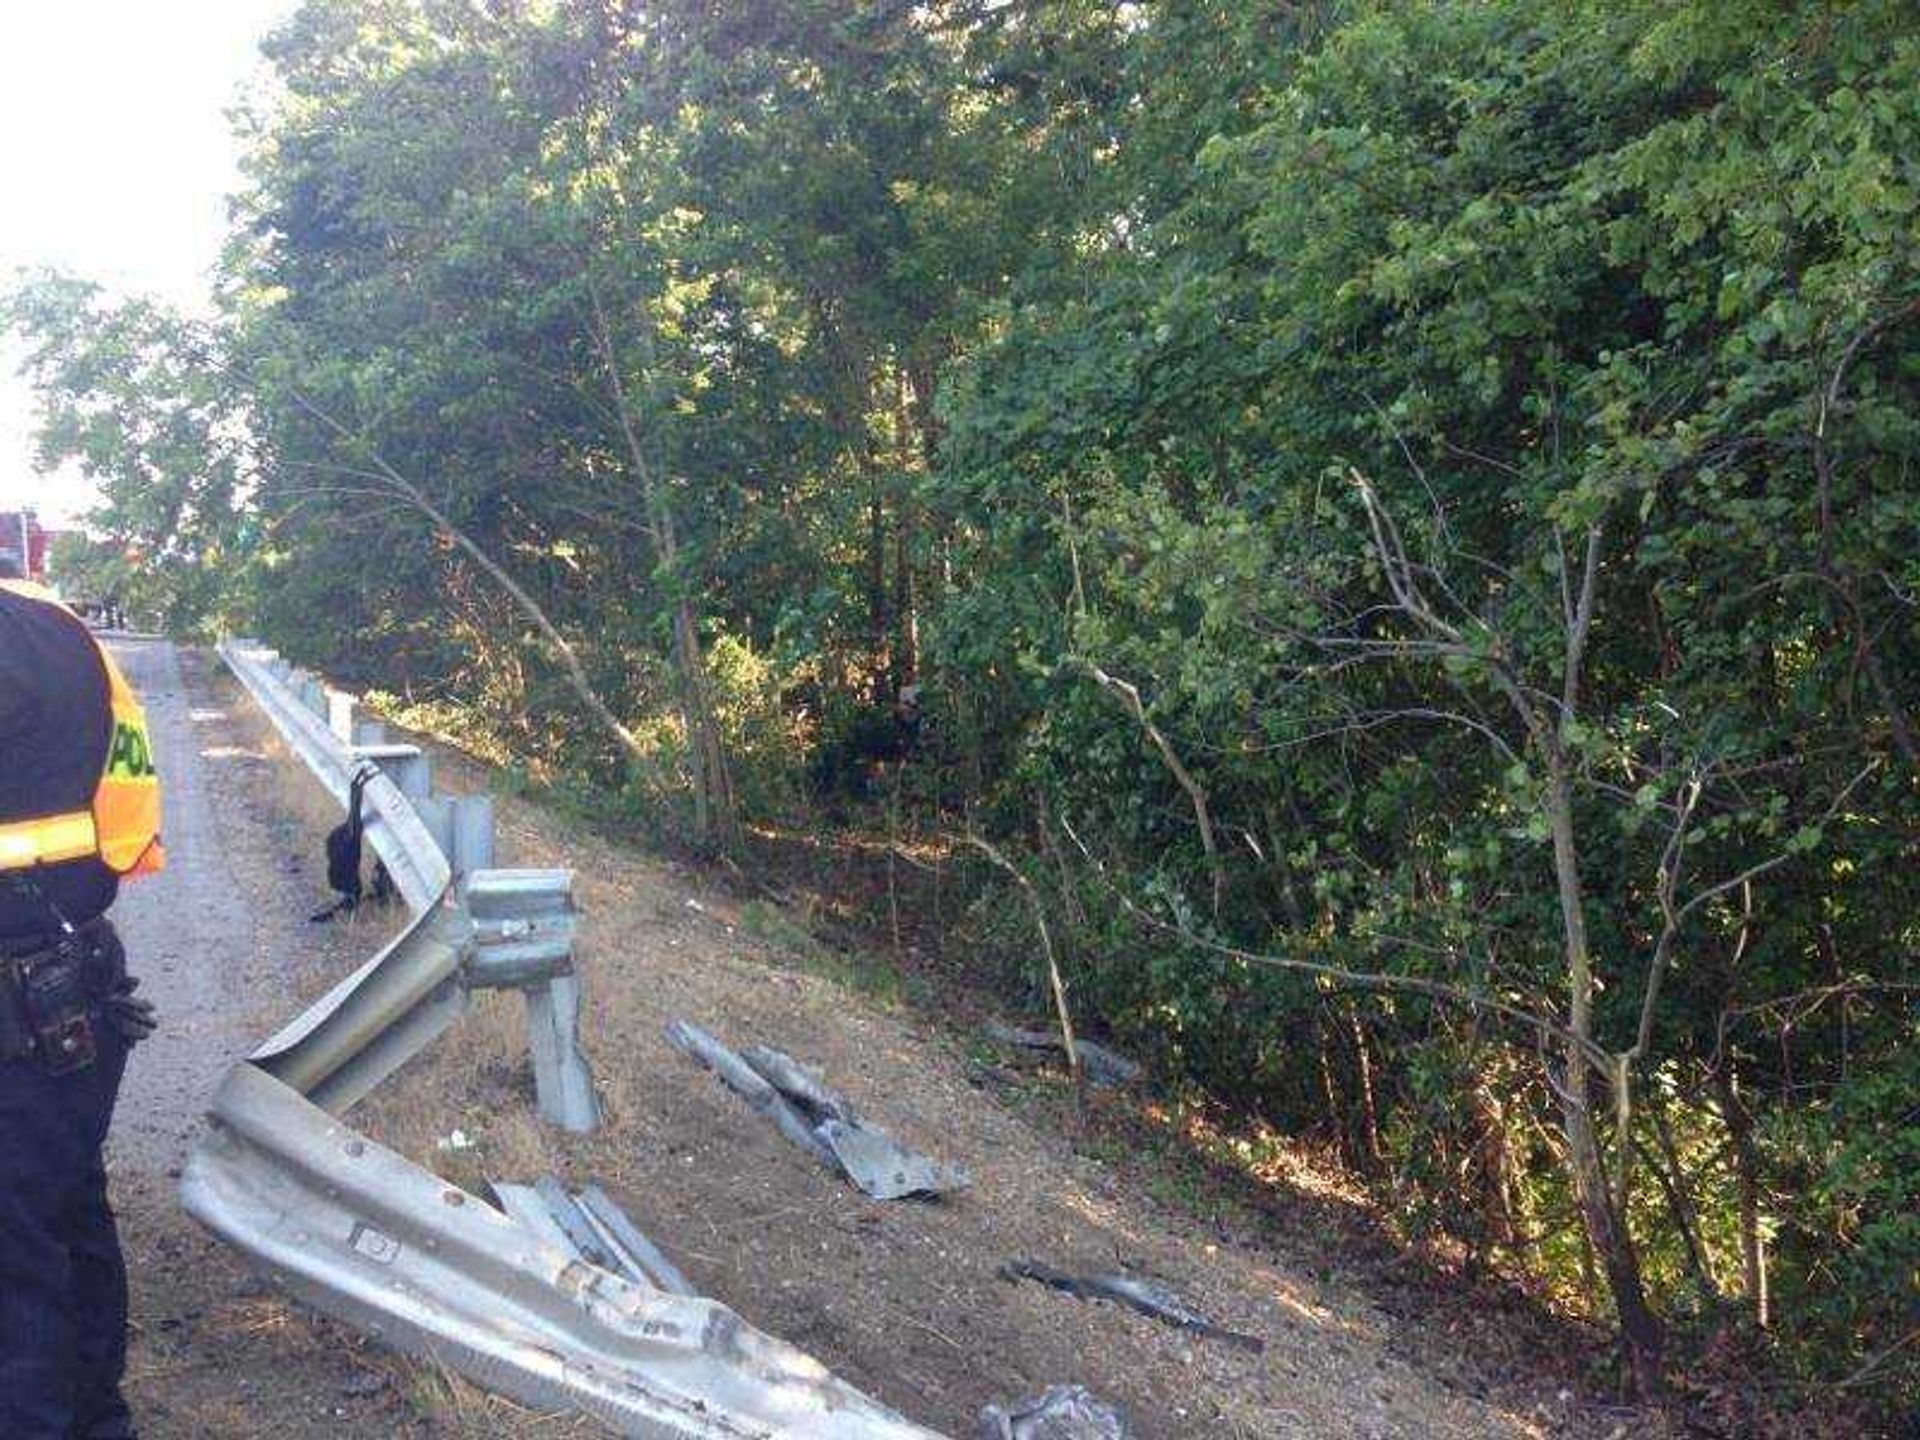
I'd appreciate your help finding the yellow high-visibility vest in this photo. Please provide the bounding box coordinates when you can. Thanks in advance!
[0,579,165,878]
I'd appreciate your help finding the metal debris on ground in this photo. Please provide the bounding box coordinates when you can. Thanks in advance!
[979,1385,1131,1440]
[492,1177,698,1296]
[1000,1259,1264,1353]
[576,1183,697,1296]
[665,1019,840,1167]
[984,1021,1142,1088]
[667,1019,972,1199]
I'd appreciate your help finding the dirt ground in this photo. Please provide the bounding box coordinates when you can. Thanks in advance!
[107,643,1636,1438]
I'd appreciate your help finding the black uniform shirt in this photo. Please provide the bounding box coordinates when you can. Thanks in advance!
[0,587,118,938]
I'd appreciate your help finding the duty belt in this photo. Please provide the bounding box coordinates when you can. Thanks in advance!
[0,919,124,1069]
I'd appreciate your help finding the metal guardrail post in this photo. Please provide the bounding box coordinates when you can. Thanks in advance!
[354,743,431,801]
[414,797,454,873]
[465,869,599,1133]
[327,690,355,744]
[299,675,327,718]
[526,975,598,1132]
[450,793,495,876]
[419,792,491,882]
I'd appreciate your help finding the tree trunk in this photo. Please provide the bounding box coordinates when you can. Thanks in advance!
[1561,1095,1664,1396]
[1347,1000,1385,1168]
[586,276,738,851]
[1714,1062,1770,1329]
[892,501,918,693]
[1544,757,1664,1397]
[671,595,737,851]
[1474,1079,1520,1249]
[1648,1092,1724,1312]
[868,488,890,701]
[891,369,922,693]
[1314,1011,1348,1160]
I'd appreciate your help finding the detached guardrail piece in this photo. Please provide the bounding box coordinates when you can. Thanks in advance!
[999,1260,1264,1353]
[577,1183,697,1298]
[492,1181,582,1257]
[979,1386,1130,1440]
[196,640,940,1435]
[666,1020,971,1200]
[983,1022,1141,1089]
[182,1066,943,1439]
[493,1178,698,1299]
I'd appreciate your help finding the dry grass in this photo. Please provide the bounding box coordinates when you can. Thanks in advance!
[303,736,1606,1440]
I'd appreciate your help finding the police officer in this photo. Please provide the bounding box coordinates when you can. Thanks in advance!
[1,556,163,1439]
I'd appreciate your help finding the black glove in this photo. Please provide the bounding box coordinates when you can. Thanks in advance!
[105,975,157,1046]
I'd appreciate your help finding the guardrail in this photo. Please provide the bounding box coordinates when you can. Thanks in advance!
[184,640,944,1439]
[217,640,593,1126]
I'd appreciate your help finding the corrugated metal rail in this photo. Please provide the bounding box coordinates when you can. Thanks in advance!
[183,639,945,1439]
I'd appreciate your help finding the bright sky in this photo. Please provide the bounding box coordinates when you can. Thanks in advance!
[0,1,294,525]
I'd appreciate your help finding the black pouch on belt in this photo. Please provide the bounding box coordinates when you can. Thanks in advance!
[17,941,98,1075]
[0,963,33,1063]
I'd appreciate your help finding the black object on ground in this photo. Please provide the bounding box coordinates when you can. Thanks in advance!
[1000,1259,1264,1353]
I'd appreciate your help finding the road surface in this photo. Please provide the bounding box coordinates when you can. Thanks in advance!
[106,638,268,1167]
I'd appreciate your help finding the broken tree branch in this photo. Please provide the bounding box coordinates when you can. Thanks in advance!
[963,831,1083,1094]
[1069,659,1226,920]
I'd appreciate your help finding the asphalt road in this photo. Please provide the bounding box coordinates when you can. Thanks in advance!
[105,637,264,1169]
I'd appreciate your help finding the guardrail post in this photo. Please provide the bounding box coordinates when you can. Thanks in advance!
[464,869,598,1133]
[526,975,598,1133]
[354,744,430,801]
[415,793,494,884]
[414,797,454,870]
[326,690,355,744]
[289,673,327,720]
[451,794,495,876]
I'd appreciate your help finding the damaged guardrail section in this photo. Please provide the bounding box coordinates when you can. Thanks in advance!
[183,639,944,1438]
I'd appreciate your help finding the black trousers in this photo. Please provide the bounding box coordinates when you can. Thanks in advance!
[0,1004,133,1439]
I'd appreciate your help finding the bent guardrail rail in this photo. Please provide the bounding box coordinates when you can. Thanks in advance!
[186,639,945,1438]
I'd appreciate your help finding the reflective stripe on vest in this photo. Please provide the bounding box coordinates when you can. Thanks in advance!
[0,579,166,878]
[0,811,99,867]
